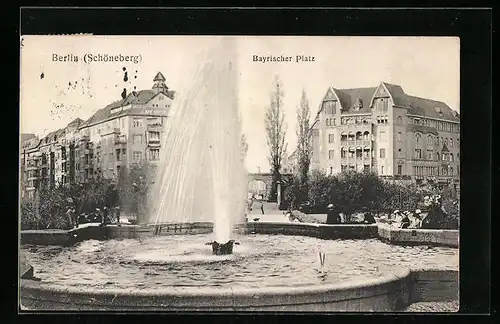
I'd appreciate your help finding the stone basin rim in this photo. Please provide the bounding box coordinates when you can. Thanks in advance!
[21,267,412,297]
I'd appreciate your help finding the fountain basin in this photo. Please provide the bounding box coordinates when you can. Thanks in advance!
[20,268,458,311]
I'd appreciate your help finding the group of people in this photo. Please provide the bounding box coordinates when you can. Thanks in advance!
[65,206,122,228]
[325,204,376,225]
[384,195,449,229]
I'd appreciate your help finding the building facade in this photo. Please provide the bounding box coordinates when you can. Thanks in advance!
[20,72,175,199]
[308,82,460,190]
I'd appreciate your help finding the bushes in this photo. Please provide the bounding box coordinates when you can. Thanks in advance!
[282,170,459,229]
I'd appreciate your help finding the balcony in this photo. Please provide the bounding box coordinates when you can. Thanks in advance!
[26,163,39,170]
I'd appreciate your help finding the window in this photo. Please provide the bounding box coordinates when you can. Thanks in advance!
[380,148,385,158]
[328,150,334,159]
[341,147,346,158]
[450,167,454,176]
[380,166,384,175]
[116,149,121,161]
[397,116,402,124]
[149,148,160,161]
[329,167,333,174]
[133,151,143,161]
[450,153,454,162]
[398,148,403,157]
[364,149,370,158]
[149,131,160,141]
[379,131,387,142]
[457,138,460,147]
[133,134,143,144]
[328,134,334,143]
[414,149,422,159]
[348,148,355,158]
[133,118,143,128]
[427,150,433,160]
[378,98,388,112]
[397,132,402,142]
[323,101,336,115]
[436,152,440,161]
[450,138,453,147]
[442,153,447,161]
[363,131,370,141]
[356,149,362,158]
[341,165,347,172]
[427,135,433,145]
[397,165,402,175]
[415,133,421,143]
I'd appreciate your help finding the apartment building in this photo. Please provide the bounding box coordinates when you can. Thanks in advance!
[307,81,460,191]
[20,72,174,199]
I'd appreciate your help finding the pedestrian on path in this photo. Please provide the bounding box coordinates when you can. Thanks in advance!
[260,201,265,215]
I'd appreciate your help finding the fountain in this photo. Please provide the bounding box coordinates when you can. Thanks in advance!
[148,37,247,253]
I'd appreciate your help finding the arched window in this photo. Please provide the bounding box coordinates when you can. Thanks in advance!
[348,147,355,158]
[340,147,346,158]
[363,131,370,141]
[450,153,454,162]
[415,133,421,143]
[450,167,454,176]
[348,132,355,141]
[457,138,460,147]
[397,116,402,124]
[436,152,440,161]
[356,131,362,140]
[427,135,433,145]
[341,132,347,141]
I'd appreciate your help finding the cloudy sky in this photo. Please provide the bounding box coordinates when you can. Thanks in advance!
[20,36,459,173]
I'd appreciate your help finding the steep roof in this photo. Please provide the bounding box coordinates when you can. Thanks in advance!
[79,89,175,128]
[153,72,166,82]
[382,82,411,107]
[323,82,458,122]
[21,133,36,143]
[334,87,376,114]
[407,95,459,122]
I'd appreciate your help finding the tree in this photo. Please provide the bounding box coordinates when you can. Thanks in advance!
[241,133,249,162]
[264,75,288,201]
[295,89,313,203]
[118,160,155,223]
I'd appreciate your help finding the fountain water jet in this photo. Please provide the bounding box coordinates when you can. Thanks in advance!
[148,37,247,254]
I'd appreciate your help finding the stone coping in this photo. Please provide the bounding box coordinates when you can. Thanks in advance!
[20,221,459,248]
[20,268,458,311]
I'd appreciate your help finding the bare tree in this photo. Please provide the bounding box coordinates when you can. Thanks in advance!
[264,75,288,201]
[296,89,313,202]
[241,133,249,162]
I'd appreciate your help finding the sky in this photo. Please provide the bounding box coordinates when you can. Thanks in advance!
[20,36,460,173]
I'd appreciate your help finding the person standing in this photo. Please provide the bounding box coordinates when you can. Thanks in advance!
[326,204,341,224]
[66,207,74,228]
[260,201,265,215]
[115,206,121,226]
[72,208,79,228]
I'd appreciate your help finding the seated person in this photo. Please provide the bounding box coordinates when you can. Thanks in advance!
[363,212,376,224]
[326,204,342,224]
[400,213,411,229]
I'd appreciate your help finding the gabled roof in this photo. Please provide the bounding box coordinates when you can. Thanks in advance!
[334,87,376,114]
[320,82,459,122]
[79,89,175,128]
[382,82,411,107]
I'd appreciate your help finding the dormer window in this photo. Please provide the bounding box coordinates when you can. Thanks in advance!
[435,107,444,116]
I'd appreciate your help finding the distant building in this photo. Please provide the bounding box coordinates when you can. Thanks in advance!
[20,72,175,199]
[306,81,460,191]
